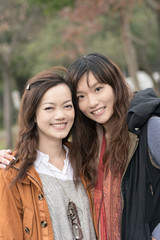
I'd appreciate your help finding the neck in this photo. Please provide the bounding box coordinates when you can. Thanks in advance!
[103,123,111,142]
[38,138,66,170]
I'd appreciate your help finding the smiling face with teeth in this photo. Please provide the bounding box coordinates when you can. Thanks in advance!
[77,71,115,128]
[36,83,75,144]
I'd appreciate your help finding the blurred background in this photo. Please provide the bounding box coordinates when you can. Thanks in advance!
[0,0,160,148]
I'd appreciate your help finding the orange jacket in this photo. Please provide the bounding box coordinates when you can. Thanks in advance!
[0,163,54,240]
[0,163,97,240]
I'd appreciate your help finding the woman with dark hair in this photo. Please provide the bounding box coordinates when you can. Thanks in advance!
[67,53,160,240]
[1,53,160,240]
[0,67,97,240]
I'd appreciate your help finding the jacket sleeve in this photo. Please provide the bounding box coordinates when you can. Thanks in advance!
[0,170,24,240]
[147,117,160,238]
[152,223,160,239]
[148,116,160,166]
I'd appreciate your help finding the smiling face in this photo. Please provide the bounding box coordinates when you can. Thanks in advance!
[77,72,115,128]
[36,84,75,144]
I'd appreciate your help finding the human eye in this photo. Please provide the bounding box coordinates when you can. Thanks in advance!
[64,104,73,109]
[95,86,103,92]
[44,106,53,111]
[77,95,84,101]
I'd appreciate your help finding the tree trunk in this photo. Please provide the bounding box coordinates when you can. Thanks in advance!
[2,71,13,149]
[156,11,160,95]
[145,0,160,94]
[120,9,140,90]
[154,11,160,96]
[156,12,160,65]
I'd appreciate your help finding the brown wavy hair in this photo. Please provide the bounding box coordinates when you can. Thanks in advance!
[8,66,79,185]
[67,53,131,188]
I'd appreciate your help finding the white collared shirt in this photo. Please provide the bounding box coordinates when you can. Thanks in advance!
[34,145,74,180]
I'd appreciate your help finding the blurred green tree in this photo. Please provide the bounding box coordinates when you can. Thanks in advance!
[144,0,160,93]
[145,0,160,64]
[59,0,142,89]
[27,0,75,13]
[55,0,159,92]
[0,0,43,148]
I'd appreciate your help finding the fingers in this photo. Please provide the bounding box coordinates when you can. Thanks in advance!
[2,149,12,154]
[0,150,15,159]
[0,157,10,165]
[0,163,8,169]
[0,150,16,169]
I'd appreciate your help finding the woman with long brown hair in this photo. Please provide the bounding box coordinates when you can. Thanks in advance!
[67,53,160,240]
[0,67,96,240]
[1,53,160,240]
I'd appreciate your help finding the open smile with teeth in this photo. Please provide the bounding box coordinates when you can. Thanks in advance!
[92,107,106,115]
[51,123,67,128]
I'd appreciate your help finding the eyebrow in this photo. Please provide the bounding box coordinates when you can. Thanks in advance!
[42,100,72,105]
[77,82,99,94]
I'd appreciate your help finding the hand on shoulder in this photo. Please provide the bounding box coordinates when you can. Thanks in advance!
[0,149,15,169]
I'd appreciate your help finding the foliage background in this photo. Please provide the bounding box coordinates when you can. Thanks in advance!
[0,0,160,148]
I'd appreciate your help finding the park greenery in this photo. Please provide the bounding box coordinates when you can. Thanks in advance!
[0,0,160,148]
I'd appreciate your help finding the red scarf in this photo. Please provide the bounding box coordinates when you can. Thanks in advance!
[93,134,122,240]
[93,134,107,240]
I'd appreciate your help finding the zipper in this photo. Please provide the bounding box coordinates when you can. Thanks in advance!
[149,184,154,196]
[27,173,44,194]
[147,149,155,196]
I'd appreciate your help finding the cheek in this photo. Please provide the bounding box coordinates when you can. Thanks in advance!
[110,94,115,110]
[68,109,75,122]
[78,101,87,112]
[72,111,75,121]
[105,90,115,107]
[36,112,49,127]
[35,109,43,121]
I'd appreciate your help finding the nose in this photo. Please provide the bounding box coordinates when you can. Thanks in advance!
[88,94,98,108]
[54,108,65,120]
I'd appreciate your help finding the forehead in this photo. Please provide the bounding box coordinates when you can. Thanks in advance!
[77,72,100,91]
[41,84,72,101]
